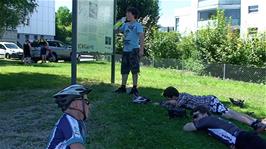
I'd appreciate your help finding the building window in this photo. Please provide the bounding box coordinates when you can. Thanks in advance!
[34,35,38,40]
[248,5,258,13]
[25,34,29,40]
[175,18,180,32]
[248,27,258,35]
[17,34,20,39]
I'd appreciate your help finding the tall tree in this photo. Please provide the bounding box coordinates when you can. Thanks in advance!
[55,6,72,44]
[56,6,72,26]
[0,0,37,36]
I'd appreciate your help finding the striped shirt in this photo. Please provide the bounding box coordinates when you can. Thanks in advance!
[46,114,87,149]
[177,93,216,110]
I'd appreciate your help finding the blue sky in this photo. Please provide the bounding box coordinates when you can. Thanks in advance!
[55,0,191,26]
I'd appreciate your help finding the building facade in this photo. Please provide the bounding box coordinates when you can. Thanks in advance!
[16,0,55,46]
[175,0,266,37]
[174,7,197,34]
[240,0,266,37]
[197,0,240,28]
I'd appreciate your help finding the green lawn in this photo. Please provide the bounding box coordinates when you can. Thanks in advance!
[0,59,265,149]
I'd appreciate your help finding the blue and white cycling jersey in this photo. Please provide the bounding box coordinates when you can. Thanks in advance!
[46,113,87,149]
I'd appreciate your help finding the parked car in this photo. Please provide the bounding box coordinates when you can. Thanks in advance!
[31,40,74,62]
[0,42,23,59]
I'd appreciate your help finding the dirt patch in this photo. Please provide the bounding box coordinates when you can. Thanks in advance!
[0,89,61,149]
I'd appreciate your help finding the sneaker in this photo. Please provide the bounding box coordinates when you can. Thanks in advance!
[114,86,126,93]
[229,98,245,108]
[251,120,266,133]
[129,87,139,96]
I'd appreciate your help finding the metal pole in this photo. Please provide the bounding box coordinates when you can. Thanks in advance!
[111,0,117,84]
[71,0,78,84]
[223,64,226,80]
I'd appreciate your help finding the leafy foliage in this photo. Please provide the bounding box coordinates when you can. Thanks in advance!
[0,0,37,36]
[149,10,266,68]
[55,6,72,44]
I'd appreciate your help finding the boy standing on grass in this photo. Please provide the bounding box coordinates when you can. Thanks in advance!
[184,106,266,149]
[162,86,266,132]
[46,84,91,149]
[114,7,144,95]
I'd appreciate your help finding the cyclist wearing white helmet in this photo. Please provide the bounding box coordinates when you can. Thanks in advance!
[46,84,92,149]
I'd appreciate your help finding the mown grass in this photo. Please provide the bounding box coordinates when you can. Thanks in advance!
[0,59,265,149]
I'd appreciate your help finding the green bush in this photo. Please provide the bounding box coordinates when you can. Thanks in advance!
[149,31,181,58]
[116,9,266,69]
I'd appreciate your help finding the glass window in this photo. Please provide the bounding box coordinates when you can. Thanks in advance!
[248,5,258,13]
[4,43,19,49]
[58,42,65,47]
[175,18,179,31]
[248,27,258,35]
[47,41,57,47]
[0,44,6,50]
[34,35,38,40]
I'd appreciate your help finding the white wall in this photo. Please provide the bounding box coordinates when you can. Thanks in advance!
[174,6,197,34]
[17,0,55,36]
[241,0,266,37]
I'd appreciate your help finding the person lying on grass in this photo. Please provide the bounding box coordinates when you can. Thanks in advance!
[162,86,266,132]
[183,106,266,149]
[46,84,92,149]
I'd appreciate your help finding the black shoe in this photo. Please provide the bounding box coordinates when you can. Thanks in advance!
[114,86,126,93]
[251,120,266,133]
[129,87,139,96]
[229,98,245,108]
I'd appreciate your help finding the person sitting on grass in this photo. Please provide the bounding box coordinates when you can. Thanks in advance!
[183,106,266,149]
[46,84,92,149]
[162,86,266,132]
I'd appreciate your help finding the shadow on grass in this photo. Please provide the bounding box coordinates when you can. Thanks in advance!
[0,59,22,66]
[86,83,227,149]
[78,61,109,65]
[0,81,265,149]
[0,72,70,91]
[0,59,60,67]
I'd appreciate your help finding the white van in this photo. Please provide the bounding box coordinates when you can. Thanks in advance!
[0,42,23,59]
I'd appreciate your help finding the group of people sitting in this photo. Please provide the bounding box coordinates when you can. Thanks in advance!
[46,84,266,149]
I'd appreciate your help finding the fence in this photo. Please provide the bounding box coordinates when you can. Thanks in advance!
[96,54,266,84]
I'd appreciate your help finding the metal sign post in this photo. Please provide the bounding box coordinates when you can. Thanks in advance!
[71,0,78,85]
[111,0,117,84]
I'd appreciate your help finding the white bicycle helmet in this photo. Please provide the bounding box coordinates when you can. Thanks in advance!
[54,84,92,111]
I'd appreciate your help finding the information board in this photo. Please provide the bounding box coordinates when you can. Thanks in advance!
[77,0,114,53]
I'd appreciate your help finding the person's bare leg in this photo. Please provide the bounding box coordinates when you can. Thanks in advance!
[132,73,138,87]
[122,74,128,86]
[222,109,257,125]
[42,55,45,63]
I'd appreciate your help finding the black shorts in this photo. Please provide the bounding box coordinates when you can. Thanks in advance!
[24,52,31,58]
[235,131,266,149]
[121,48,140,74]
[40,47,47,55]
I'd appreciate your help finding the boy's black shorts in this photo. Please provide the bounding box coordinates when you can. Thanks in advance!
[40,46,47,55]
[121,48,140,74]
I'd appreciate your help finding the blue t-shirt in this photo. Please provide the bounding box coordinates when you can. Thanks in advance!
[120,21,144,52]
[46,114,87,149]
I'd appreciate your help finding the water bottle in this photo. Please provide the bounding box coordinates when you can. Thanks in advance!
[114,17,126,30]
